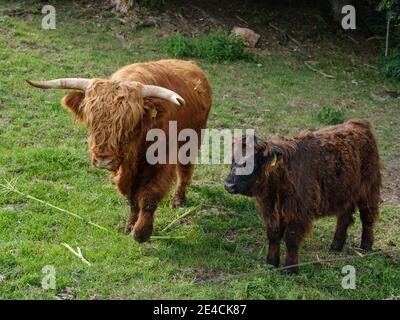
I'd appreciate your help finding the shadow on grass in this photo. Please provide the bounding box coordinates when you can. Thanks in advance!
[150,184,267,279]
[147,184,400,288]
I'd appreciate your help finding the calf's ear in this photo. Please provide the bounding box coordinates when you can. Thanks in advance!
[61,91,85,122]
[264,146,283,169]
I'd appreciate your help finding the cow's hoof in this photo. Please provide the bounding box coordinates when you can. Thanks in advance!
[124,223,133,235]
[133,225,153,243]
[169,196,185,208]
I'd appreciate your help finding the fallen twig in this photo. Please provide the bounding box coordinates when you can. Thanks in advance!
[150,235,186,240]
[367,36,384,41]
[346,35,359,45]
[269,23,300,46]
[195,247,400,284]
[235,15,248,25]
[304,61,335,79]
[61,243,91,266]
[161,205,200,233]
[0,179,108,232]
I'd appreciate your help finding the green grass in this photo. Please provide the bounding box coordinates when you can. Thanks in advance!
[0,1,400,299]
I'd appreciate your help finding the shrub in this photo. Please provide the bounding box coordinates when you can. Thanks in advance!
[193,30,247,62]
[161,33,194,58]
[315,106,346,125]
[161,30,249,62]
[378,48,400,81]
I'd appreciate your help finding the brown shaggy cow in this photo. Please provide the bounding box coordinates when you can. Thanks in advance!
[27,59,212,242]
[224,119,381,273]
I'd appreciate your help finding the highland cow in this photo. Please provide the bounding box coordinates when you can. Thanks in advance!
[224,119,381,273]
[27,59,212,242]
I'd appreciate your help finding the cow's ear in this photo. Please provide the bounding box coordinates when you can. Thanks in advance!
[263,146,283,171]
[61,91,85,122]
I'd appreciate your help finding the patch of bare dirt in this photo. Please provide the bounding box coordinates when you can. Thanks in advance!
[55,286,75,300]
[98,0,381,59]
[0,115,10,124]
[223,229,241,242]
[382,157,400,208]
[191,268,224,284]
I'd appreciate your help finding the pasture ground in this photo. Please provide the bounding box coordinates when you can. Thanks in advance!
[0,1,399,299]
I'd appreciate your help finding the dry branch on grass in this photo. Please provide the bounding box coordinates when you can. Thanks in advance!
[0,179,108,232]
[269,23,301,46]
[1,179,191,242]
[161,205,200,233]
[61,243,92,266]
[195,247,400,284]
[151,235,186,240]
[304,61,335,79]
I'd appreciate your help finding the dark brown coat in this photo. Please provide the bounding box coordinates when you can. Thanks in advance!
[225,119,381,273]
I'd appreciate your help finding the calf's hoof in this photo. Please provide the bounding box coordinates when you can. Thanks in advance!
[360,242,373,252]
[133,224,153,243]
[282,264,299,275]
[266,256,280,268]
[169,195,185,208]
[330,241,345,252]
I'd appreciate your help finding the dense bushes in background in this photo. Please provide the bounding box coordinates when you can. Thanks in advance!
[377,0,400,81]
[379,49,400,81]
[161,30,250,62]
[162,33,194,58]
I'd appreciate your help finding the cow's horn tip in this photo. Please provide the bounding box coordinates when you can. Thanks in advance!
[177,97,185,106]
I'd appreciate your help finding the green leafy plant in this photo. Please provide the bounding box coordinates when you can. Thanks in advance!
[315,106,346,125]
[161,30,249,62]
[377,0,400,56]
[378,48,400,81]
[378,0,400,21]
[193,30,247,62]
[161,33,194,58]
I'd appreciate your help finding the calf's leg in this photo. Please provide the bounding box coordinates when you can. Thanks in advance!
[283,222,309,274]
[358,184,380,251]
[330,207,355,252]
[266,224,284,268]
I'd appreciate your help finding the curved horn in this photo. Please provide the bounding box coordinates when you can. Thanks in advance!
[142,85,185,106]
[26,78,92,91]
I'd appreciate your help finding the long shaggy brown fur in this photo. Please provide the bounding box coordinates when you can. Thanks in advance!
[228,119,381,273]
[61,59,212,242]
[82,80,145,158]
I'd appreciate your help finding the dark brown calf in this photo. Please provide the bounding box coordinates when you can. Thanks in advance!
[224,119,381,273]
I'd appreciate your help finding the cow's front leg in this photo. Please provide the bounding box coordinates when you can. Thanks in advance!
[132,195,160,243]
[125,196,139,235]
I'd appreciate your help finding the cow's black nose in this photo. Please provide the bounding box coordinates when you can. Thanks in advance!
[224,182,236,193]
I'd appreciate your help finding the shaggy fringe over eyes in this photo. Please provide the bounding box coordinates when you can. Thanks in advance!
[82,80,145,155]
[233,133,297,161]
